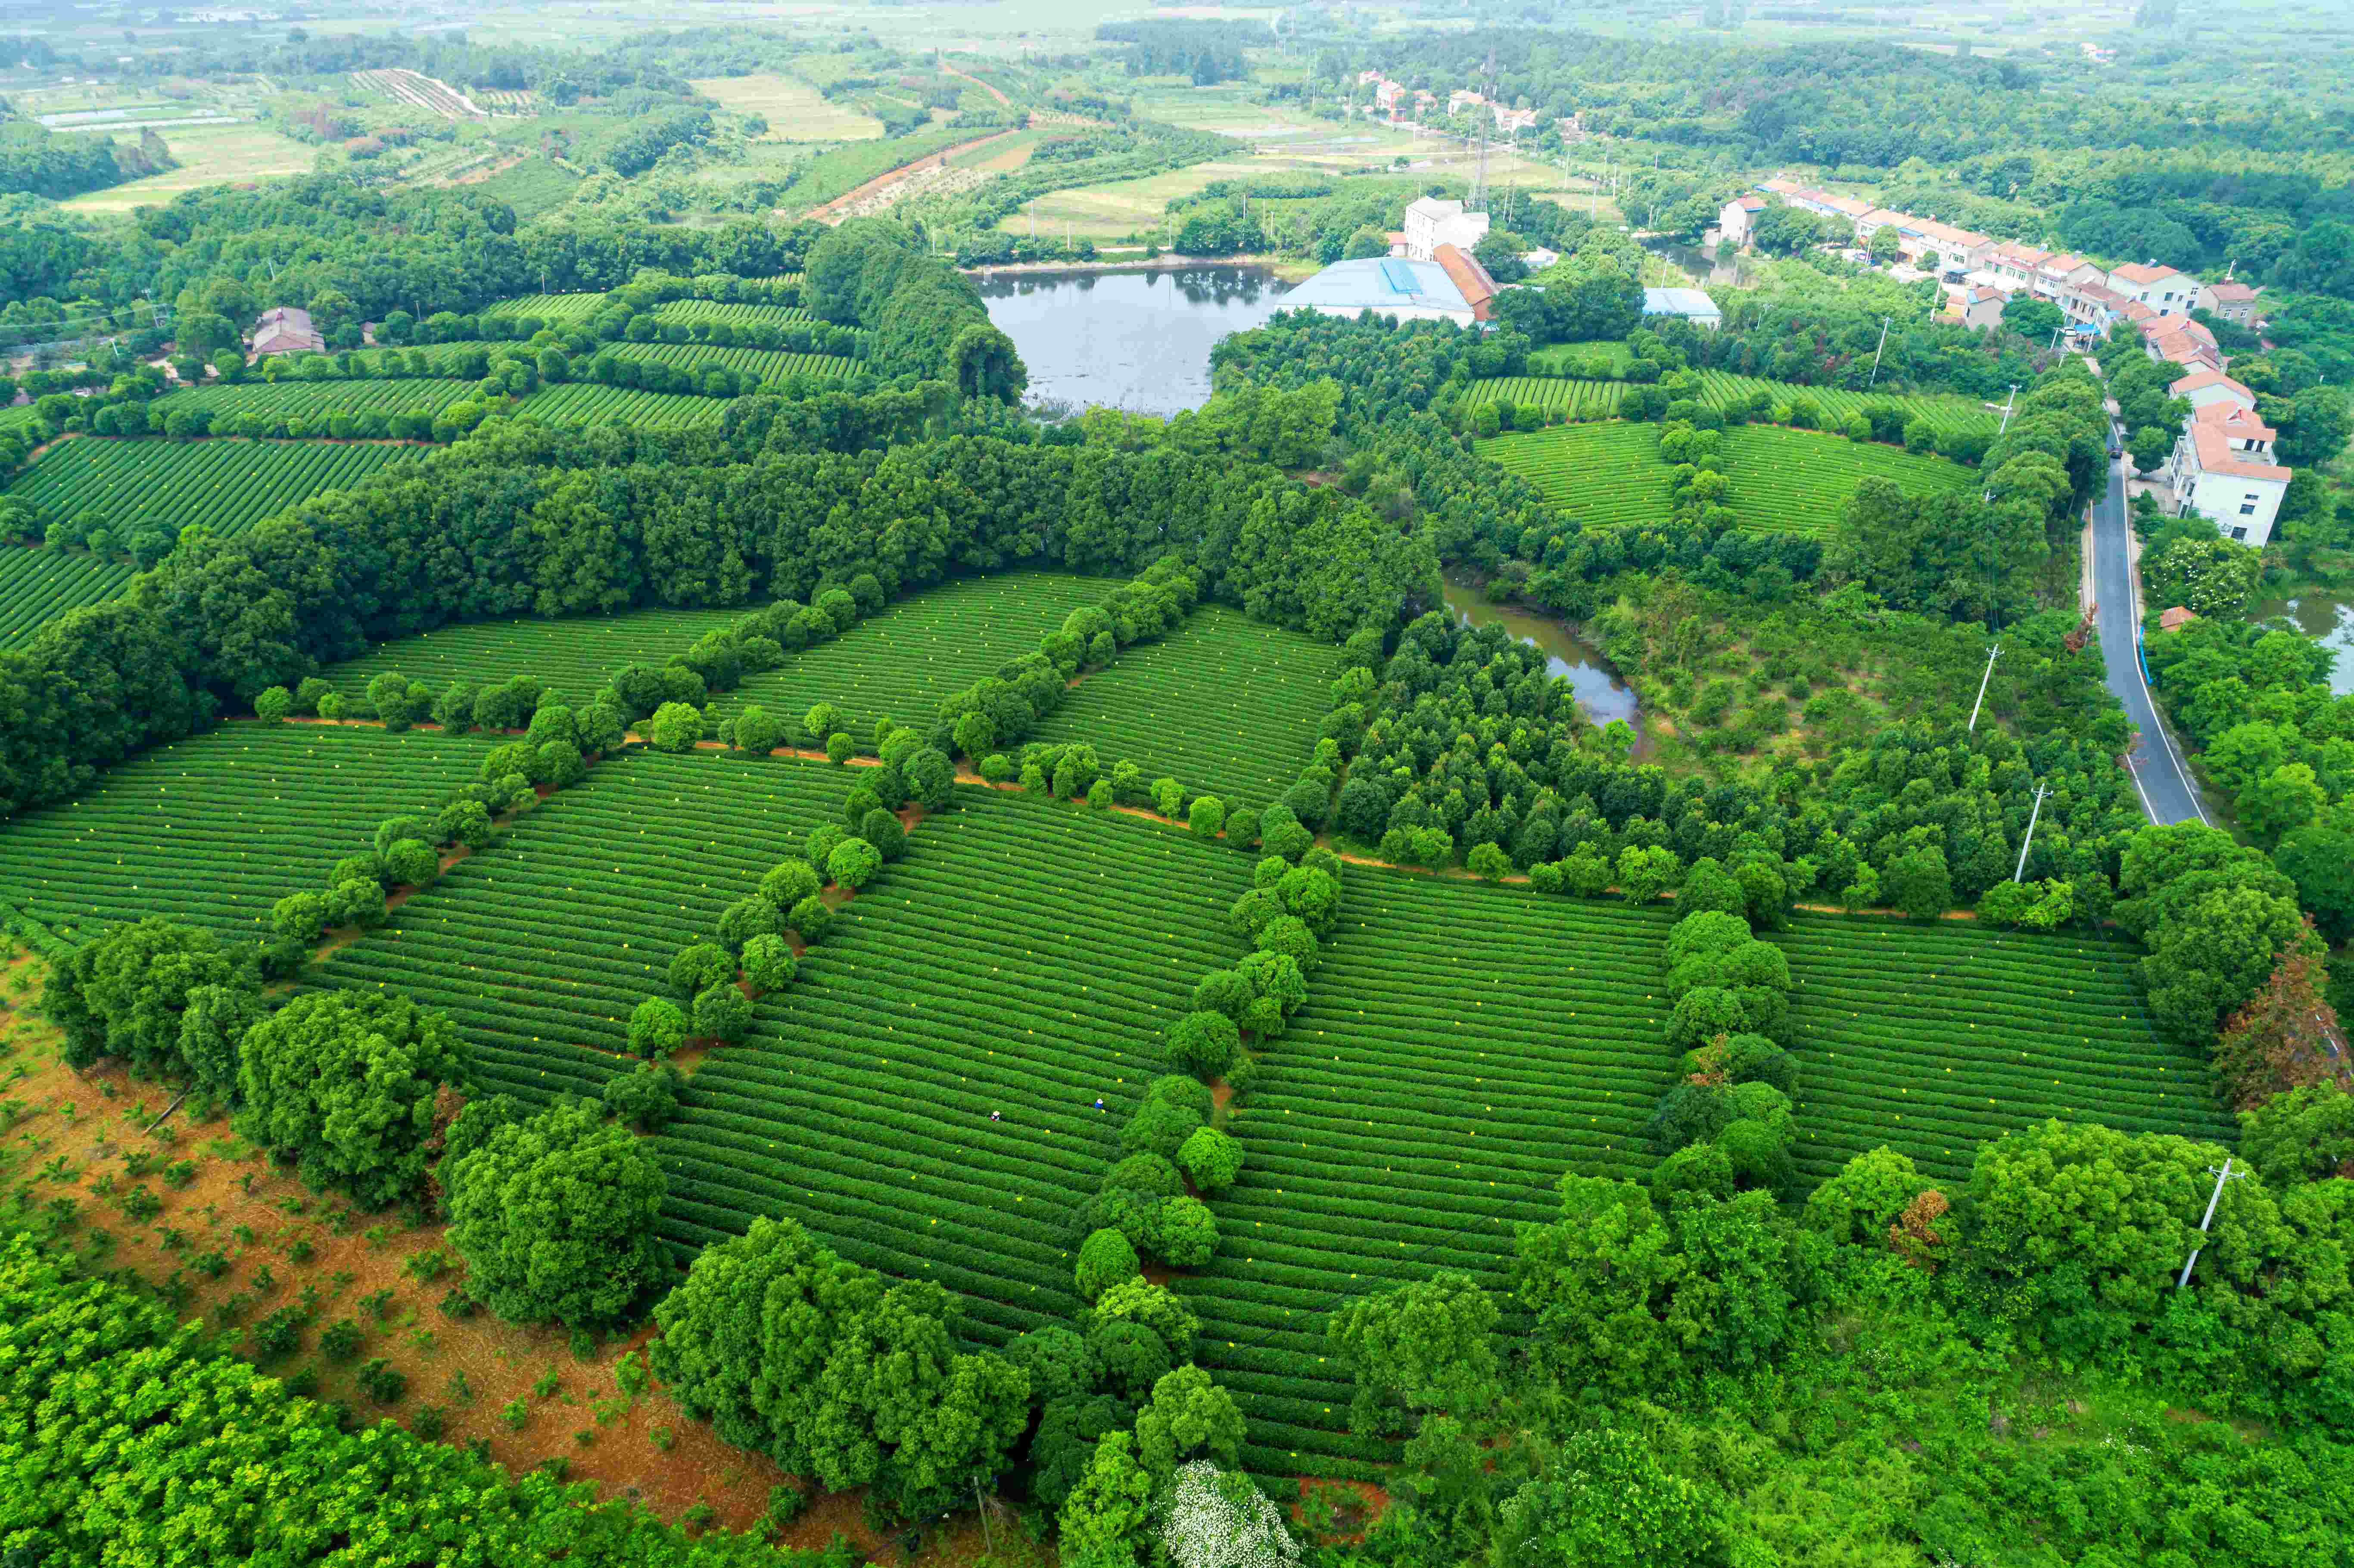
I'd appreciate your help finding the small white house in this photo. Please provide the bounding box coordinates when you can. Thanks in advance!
[2108,262,2198,317]
[1719,194,1765,247]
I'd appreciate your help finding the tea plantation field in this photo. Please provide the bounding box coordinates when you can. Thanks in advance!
[663,793,1253,1341]
[1779,912,2236,1187]
[1029,605,1335,807]
[516,384,729,429]
[8,436,426,542]
[1182,868,1681,1477]
[0,725,486,950]
[317,752,861,1087]
[1475,421,1668,527]
[707,572,1114,738]
[318,604,751,708]
[0,547,139,648]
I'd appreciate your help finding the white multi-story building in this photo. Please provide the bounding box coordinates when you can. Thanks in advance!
[2168,369,2257,417]
[1401,196,1490,262]
[1718,194,1765,246]
[2168,400,2291,546]
[2107,262,2198,317]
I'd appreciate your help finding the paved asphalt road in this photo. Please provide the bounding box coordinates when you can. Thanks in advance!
[2088,452,2209,826]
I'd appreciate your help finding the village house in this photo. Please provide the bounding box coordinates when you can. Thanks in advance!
[2142,314,2224,374]
[2199,279,2261,326]
[2168,400,2291,546]
[250,306,323,358]
[1401,196,1490,262]
[1942,283,2010,333]
[2168,369,2257,417]
[2107,261,2198,317]
[1718,194,1766,246]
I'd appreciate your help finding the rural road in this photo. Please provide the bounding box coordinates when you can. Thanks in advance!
[2088,449,2209,826]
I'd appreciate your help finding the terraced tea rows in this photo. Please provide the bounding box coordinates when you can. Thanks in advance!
[1474,422,1669,527]
[601,342,857,385]
[0,725,486,948]
[517,383,729,429]
[7,437,426,541]
[1184,871,1677,1475]
[318,604,750,706]
[479,292,609,320]
[707,572,1112,738]
[1460,376,1627,420]
[318,753,860,1096]
[1695,370,2003,440]
[1778,913,2235,1187]
[664,792,1253,1341]
[1717,425,1976,536]
[0,546,139,647]
[649,299,816,328]
[1028,605,1332,809]
[156,379,477,420]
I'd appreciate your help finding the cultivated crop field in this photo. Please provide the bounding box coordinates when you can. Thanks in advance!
[6,438,426,541]
[1778,913,2235,1187]
[1696,370,2004,440]
[601,342,856,385]
[318,753,859,1096]
[1475,421,1670,527]
[479,292,608,321]
[1184,869,1679,1477]
[0,725,487,949]
[155,379,478,421]
[648,300,817,329]
[666,792,1254,1341]
[318,604,750,707]
[707,572,1114,739]
[1719,425,1977,535]
[517,384,729,429]
[689,74,883,140]
[1028,605,1333,809]
[0,547,140,648]
[1462,376,1628,420]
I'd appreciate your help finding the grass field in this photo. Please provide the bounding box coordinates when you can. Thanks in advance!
[154,379,479,422]
[7,438,427,541]
[0,725,489,949]
[318,752,861,1089]
[997,159,1262,242]
[463,157,582,219]
[660,790,1254,1341]
[1476,421,1669,528]
[1182,869,1680,1477]
[707,572,1116,737]
[601,342,856,386]
[1779,913,2236,1187]
[692,74,884,140]
[516,383,729,429]
[59,121,315,213]
[1476,420,1977,536]
[0,546,141,648]
[1029,605,1332,809]
[317,604,751,707]
[1526,340,1635,378]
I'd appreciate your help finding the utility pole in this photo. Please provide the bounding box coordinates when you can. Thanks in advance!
[2177,1158,2250,1289]
[1866,314,1891,386]
[1997,382,2020,434]
[2012,782,2049,881]
[1967,643,2002,732]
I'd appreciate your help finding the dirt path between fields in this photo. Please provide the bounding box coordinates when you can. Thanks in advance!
[940,65,1010,108]
[803,129,1021,221]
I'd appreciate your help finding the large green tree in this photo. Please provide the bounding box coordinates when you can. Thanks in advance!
[234,990,468,1209]
[1326,1270,1504,1437]
[648,1215,1030,1519]
[43,918,262,1091]
[444,1097,666,1327]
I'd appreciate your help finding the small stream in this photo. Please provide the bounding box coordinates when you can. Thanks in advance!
[1440,575,1645,738]
[2250,594,2354,695]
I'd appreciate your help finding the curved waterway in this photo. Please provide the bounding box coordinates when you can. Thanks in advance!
[1439,574,1644,736]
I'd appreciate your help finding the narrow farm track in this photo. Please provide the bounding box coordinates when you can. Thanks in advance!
[805,129,1021,220]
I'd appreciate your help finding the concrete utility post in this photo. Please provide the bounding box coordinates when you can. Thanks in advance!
[1967,643,2002,732]
[1867,315,1891,387]
[1997,382,2020,435]
[2177,1158,2250,1289]
[2012,783,2049,881]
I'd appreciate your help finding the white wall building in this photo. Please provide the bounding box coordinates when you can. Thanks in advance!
[1719,195,1765,246]
[1401,196,1490,263]
[2169,369,2257,417]
[2108,262,2198,317]
[2168,400,2292,547]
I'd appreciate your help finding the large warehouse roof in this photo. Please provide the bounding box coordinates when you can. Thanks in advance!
[1283,257,1478,318]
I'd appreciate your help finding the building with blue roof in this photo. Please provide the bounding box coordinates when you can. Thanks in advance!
[1280,256,1484,327]
[1641,287,1723,331]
